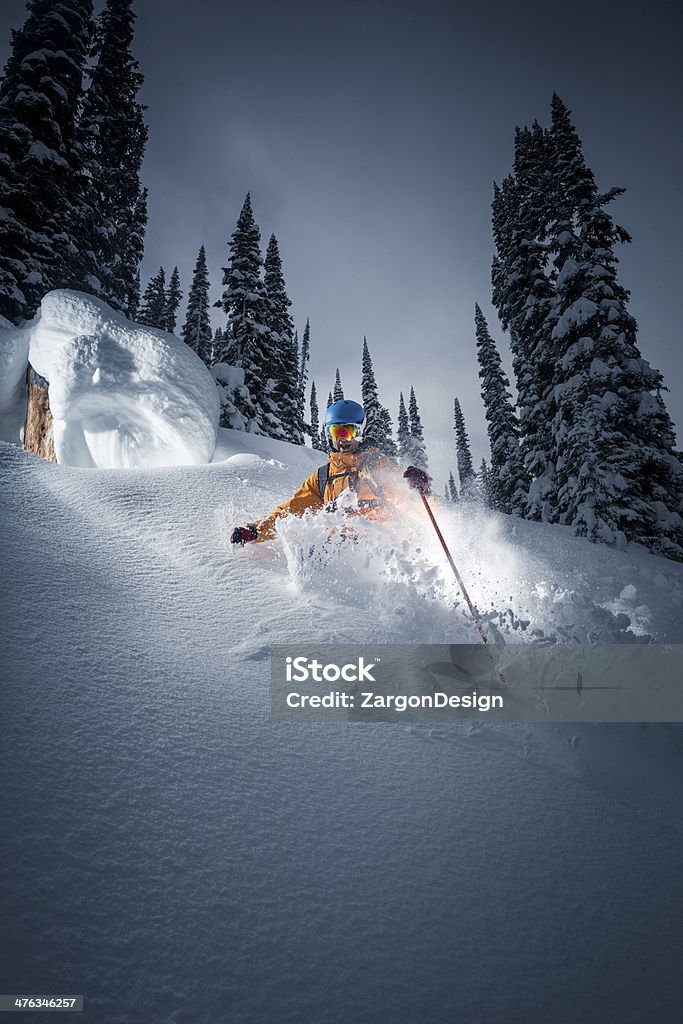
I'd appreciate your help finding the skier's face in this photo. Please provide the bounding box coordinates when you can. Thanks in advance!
[329,423,361,453]
[334,436,360,453]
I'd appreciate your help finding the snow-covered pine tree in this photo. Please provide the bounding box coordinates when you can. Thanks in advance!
[474,303,527,515]
[547,95,682,558]
[479,459,495,509]
[360,337,396,456]
[407,387,429,473]
[310,382,325,452]
[264,234,302,443]
[333,369,344,402]
[453,397,475,497]
[0,0,94,324]
[164,266,182,333]
[444,483,450,502]
[396,391,411,467]
[138,267,166,328]
[79,0,147,317]
[181,246,212,363]
[448,471,459,504]
[215,193,273,433]
[210,327,224,366]
[298,319,310,428]
[320,391,333,452]
[491,122,557,520]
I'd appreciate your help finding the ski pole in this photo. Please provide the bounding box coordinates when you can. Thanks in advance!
[416,491,507,686]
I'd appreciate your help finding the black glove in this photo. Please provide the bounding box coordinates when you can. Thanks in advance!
[403,466,430,495]
[231,525,258,545]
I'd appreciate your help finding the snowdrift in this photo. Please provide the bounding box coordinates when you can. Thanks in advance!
[0,290,219,467]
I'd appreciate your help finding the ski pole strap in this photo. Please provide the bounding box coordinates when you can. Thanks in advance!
[317,464,329,502]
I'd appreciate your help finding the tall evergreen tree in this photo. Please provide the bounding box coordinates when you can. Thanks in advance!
[491,123,556,520]
[333,369,344,402]
[453,397,475,497]
[360,337,396,455]
[138,267,166,328]
[547,95,682,558]
[164,266,182,333]
[396,391,411,467]
[216,193,273,432]
[320,390,333,452]
[79,0,147,317]
[479,458,495,509]
[181,246,212,363]
[407,386,429,473]
[310,382,325,452]
[448,471,459,504]
[474,304,527,514]
[298,318,310,406]
[264,233,302,443]
[0,0,94,322]
[210,326,224,366]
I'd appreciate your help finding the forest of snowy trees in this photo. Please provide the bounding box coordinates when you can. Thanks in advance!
[0,3,680,559]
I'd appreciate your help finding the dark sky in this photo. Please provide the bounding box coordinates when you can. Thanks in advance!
[2,0,681,486]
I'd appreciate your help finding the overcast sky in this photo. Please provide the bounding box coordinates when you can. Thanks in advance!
[1,0,681,488]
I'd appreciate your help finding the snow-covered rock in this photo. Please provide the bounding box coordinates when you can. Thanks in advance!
[2,290,220,468]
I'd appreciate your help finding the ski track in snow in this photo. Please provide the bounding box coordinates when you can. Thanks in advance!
[2,435,683,1024]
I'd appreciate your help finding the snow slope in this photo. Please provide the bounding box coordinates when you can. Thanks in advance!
[1,432,682,1023]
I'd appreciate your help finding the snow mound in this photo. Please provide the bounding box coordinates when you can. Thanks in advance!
[15,290,220,468]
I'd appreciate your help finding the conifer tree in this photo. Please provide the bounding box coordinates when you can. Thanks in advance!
[479,459,494,509]
[453,397,475,497]
[210,326,224,366]
[216,193,273,432]
[138,267,166,328]
[298,318,310,408]
[360,337,396,455]
[333,369,344,402]
[0,0,94,322]
[448,472,459,504]
[320,391,333,452]
[491,123,556,520]
[310,382,325,452]
[181,246,212,363]
[474,304,527,515]
[164,266,182,333]
[396,391,411,467]
[264,233,302,443]
[547,95,682,558]
[79,0,147,316]
[407,386,429,473]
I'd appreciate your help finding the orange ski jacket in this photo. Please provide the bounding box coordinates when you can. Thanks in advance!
[253,448,408,541]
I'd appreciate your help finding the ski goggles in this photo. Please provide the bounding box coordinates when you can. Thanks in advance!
[328,422,362,442]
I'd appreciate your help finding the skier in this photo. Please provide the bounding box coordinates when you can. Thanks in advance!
[231,399,430,545]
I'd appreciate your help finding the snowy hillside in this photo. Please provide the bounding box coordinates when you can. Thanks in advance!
[2,431,682,1023]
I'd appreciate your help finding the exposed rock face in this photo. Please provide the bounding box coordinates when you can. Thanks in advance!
[23,366,56,462]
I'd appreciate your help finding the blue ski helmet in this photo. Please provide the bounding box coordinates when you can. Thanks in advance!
[324,399,366,438]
